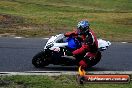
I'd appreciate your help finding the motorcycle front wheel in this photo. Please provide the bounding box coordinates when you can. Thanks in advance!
[32,51,49,68]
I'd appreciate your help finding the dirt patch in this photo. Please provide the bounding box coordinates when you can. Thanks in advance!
[0,14,27,28]
[0,14,57,31]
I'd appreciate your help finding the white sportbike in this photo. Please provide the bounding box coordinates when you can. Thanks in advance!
[32,34,111,68]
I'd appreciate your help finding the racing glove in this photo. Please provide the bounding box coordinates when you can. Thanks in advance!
[64,31,78,37]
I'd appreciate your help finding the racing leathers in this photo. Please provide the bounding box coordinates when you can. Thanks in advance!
[65,29,98,68]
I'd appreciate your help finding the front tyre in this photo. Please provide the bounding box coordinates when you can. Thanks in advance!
[32,51,49,68]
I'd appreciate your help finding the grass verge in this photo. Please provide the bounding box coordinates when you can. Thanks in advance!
[0,75,132,88]
[0,0,132,42]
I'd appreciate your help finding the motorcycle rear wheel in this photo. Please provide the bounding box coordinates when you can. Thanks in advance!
[32,51,49,68]
[89,51,102,67]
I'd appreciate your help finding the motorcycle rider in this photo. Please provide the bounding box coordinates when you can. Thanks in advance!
[64,20,98,69]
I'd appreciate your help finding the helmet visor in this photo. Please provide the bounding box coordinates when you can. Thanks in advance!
[77,26,89,34]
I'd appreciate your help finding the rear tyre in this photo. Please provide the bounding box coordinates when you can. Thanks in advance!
[32,51,49,68]
[89,51,102,67]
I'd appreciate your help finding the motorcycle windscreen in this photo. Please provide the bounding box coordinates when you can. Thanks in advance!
[67,37,80,49]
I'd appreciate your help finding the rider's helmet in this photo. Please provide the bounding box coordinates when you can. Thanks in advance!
[77,20,90,35]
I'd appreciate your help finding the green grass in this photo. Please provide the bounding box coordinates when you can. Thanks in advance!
[0,75,132,88]
[0,0,132,41]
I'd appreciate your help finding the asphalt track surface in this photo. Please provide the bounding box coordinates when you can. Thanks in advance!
[0,37,132,72]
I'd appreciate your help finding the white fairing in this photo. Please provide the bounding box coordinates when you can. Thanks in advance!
[44,34,111,51]
[44,34,68,50]
[98,39,111,51]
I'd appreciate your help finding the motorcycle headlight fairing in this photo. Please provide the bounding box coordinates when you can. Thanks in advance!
[46,42,54,49]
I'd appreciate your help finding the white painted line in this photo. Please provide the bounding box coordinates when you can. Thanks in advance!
[121,42,128,43]
[14,37,23,39]
[43,38,49,39]
[26,71,132,75]
[1,71,132,76]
